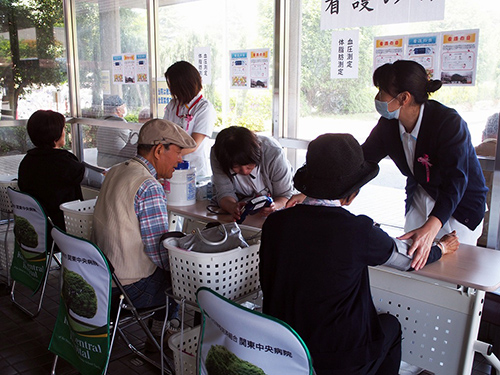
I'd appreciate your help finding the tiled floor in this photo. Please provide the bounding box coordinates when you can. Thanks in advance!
[0,267,176,375]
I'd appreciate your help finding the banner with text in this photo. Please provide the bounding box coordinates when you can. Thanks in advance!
[49,229,112,375]
[197,287,313,375]
[8,189,48,292]
[331,29,360,79]
[321,0,445,30]
[374,29,479,86]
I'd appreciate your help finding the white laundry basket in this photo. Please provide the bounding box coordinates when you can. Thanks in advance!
[60,198,96,240]
[168,326,200,375]
[164,242,261,304]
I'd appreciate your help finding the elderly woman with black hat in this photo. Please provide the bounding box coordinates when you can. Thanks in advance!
[259,133,458,375]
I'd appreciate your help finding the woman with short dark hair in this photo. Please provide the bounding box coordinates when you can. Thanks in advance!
[163,61,216,179]
[18,110,85,229]
[362,59,487,269]
[210,126,294,222]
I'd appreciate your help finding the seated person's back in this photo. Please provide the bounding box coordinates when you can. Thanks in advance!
[260,134,458,375]
[18,110,84,229]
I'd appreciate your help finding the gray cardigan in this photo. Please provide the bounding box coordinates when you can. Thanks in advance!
[210,135,294,203]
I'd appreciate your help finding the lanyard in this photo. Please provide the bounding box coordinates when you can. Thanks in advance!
[176,95,203,131]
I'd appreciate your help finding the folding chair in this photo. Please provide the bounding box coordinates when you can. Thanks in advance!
[0,177,17,285]
[7,187,58,318]
[49,227,175,375]
[196,287,315,375]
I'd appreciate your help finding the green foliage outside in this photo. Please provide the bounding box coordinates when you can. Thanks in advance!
[62,268,98,319]
[3,0,500,150]
[205,345,266,375]
[14,214,38,248]
[0,0,66,119]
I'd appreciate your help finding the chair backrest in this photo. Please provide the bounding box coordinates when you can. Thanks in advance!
[49,227,112,375]
[196,287,314,375]
[7,187,50,292]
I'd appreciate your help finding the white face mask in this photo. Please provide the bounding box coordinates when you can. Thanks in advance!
[375,95,401,120]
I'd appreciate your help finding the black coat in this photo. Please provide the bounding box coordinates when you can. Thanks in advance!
[18,147,85,229]
[362,100,487,230]
[260,205,395,372]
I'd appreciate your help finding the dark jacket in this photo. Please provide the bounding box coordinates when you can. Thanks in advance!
[18,147,85,229]
[260,205,400,373]
[362,100,487,230]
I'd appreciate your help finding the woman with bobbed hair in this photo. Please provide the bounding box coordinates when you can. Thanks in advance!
[210,126,294,222]
[163,61,216,179]
[362,60,487,270]
[18,110,85,229]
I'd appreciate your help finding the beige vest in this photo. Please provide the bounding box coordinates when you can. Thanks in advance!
[92,158,158,285]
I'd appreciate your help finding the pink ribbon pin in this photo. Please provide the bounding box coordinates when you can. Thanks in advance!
[185,114,193,131]
[417,154,432,182]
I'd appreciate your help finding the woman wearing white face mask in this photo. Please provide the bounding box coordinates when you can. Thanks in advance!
[362,60,487,270]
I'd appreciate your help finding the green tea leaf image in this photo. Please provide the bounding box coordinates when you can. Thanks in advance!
[206,345,266,375]
[14,215,38,248]
[63,268,98,319]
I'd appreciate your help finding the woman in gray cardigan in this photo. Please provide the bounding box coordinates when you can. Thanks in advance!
[210,126,294,222]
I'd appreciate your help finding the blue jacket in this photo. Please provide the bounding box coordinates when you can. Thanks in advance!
[362,100,487,230]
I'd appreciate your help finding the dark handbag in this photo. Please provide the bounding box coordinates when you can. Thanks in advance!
[164,222,249,253]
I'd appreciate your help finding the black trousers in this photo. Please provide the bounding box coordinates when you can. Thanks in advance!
[318,313,402,375]
[365,313,402,375]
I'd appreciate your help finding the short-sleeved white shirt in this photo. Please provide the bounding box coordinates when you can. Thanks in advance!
[164,93,216,178]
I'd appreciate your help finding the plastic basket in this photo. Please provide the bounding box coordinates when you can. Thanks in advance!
[60,198,96,240]
[0,178,18,214]
[165,242,260,304]
[168,326,200,375]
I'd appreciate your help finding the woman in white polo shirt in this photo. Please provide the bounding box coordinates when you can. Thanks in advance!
[163,61,216,179]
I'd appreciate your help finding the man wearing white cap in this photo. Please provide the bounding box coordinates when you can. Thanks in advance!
[92,119,196,344]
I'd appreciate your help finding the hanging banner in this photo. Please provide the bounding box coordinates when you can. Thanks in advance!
[112,54,124,84]
[373,29,479,86]
[157,78,172,112]
[195,47,212,86]
[101,70,111,95]
[49,229,112,375]
[331,29,360,79]
[135,53,149,84]
[230,50,249,89]
[321,0,445,30]
[197,288,313,375]
[249,49,269,89]
[123,53,136,84]
[112,53,149,85]
[406,33,440,80]
[440,29,479,86]
[230,49,270,89]
[373,35,405,70]
[9,190,48,292]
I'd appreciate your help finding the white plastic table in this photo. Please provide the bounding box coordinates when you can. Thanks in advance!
[168,202,500,374]
[370,244,500,375]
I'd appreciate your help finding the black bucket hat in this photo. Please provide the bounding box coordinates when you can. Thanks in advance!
[293,133,379,200]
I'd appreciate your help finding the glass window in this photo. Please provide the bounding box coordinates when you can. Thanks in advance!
[286,0,500,234]
[75,0,148,168]
[0,1,68,120]
[157,0,275,134]
[0,0,68,178]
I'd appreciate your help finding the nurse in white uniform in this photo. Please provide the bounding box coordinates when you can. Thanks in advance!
[163,61,216,179]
